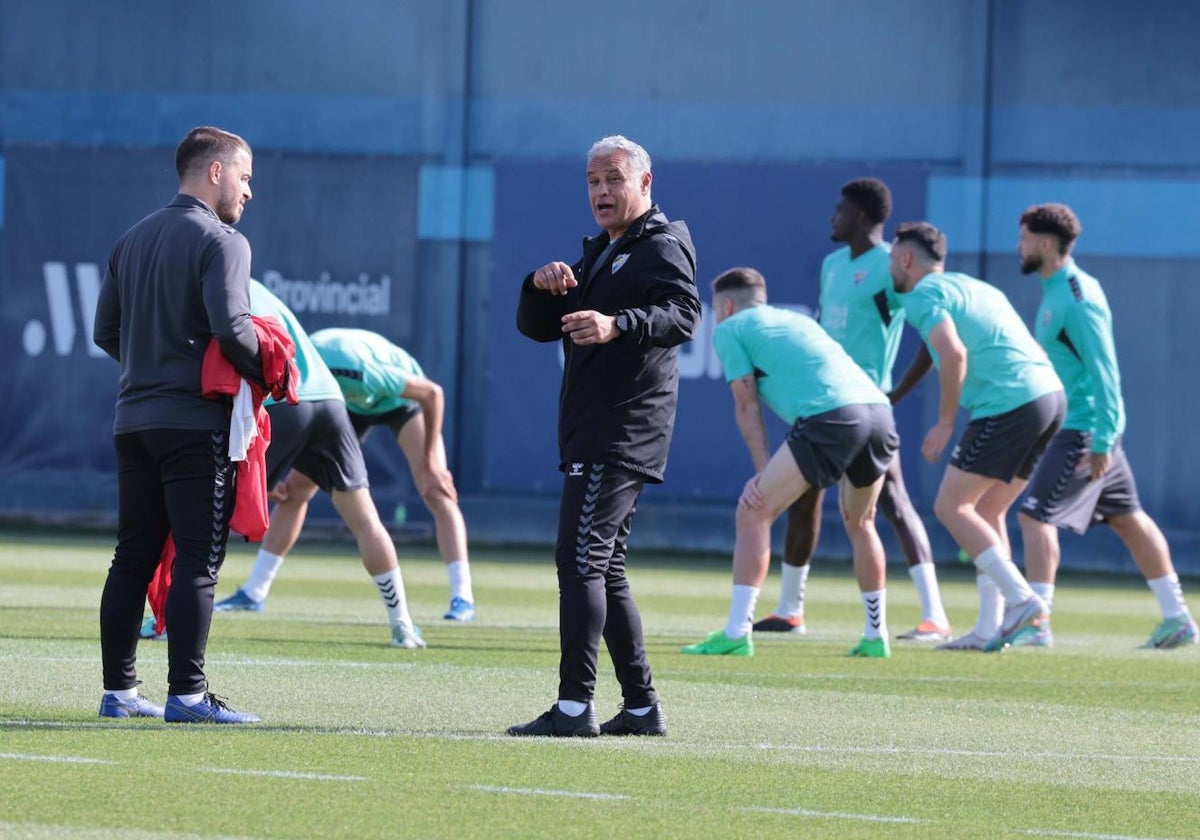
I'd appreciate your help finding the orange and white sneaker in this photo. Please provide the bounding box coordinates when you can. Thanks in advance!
[751,614,806,634]
[897,619,952,642]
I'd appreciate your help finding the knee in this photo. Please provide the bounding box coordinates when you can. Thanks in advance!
[932,494,960,526]
[420,484,457,512]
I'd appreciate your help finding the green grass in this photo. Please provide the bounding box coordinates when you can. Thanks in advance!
[2,532,1198,839]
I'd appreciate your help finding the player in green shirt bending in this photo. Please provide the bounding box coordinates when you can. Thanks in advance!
[890,222,1065,652]
[1016,203,1196,649]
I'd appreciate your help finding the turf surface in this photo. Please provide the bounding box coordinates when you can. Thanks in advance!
[2,532,1197,839]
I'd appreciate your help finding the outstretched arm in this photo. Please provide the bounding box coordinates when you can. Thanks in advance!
[400,376,456,501]
[730,374,772,472]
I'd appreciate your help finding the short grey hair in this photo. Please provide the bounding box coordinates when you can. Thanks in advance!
[587,135,652,176]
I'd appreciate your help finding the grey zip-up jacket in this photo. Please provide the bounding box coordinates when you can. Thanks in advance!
[94,193,261,434]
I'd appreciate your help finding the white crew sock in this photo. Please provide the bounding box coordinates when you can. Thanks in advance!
[557,700,589,716]
[106,688,137,701]
[446,559,474,602]
[908,563,949,625]
[373,569,411,627]
[625,706,652,716]
[725,585,761,639]
[1030,581,1056,609]
[174,691,206,706]
[776,563,809,619]
[861,589,888,640]
[243,549,286,602]
[974,574,1004,638]
[1147,574,1188,620]
[975,545,1036,605]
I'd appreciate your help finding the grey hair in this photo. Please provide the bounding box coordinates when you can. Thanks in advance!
[587,135,652,175]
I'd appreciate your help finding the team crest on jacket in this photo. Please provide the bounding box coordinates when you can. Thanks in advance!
[611,253,630,273]
[853,270,867,285]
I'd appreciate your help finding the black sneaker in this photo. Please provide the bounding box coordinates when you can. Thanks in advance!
[599,702,667,736]
[506,703,598,737]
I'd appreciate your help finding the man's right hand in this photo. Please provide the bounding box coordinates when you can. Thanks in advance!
[532,262,578,296]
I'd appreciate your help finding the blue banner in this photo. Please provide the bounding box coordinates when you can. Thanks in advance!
[0,147,420,516]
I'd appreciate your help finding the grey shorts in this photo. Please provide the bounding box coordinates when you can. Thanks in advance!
[265,399,370,493]
[785,403,898,489]
[1019,431,1141,533]
[950,391,1065,482]
[349,404,421,442]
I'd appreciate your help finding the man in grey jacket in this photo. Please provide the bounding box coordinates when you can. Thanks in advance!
[94,126,263,724]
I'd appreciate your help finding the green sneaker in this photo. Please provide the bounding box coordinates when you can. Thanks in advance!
[1142,615,1199,650]
[681,629,753,656]
[848,635,891,658]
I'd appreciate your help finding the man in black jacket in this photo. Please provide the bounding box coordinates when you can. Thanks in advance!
[508,135,700,738]
[94,126,262,723]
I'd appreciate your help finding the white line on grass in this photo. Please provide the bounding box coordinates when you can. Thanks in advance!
[743,806,923,824]
[465,784,629,801]
[753,744,1200,763]
[200,767,366,781]
[0,752,112,764]
[1018,830,1180,840]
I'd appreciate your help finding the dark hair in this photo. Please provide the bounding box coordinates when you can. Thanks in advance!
[894,221,947,263]
[841,178,892,225]
[1020,203,1082,255]
[711,266,767,295]
[175,126,251,180]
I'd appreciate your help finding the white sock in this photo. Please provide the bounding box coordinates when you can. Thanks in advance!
[726,585,761,639]
[975,546,1035,605]
[908,563,949,625]
[974,574,1004,638]
[776,564,809,619]
[557,700,589,716]
[861,589,887,640]
[625,705,652,716]
[174,691,206,706]
[446,560,474,602]
[107,688,137,701]
[373,569,411,627]
[1030,581,1056,609]
[243,549,286,602]
[1147,574,1188,620]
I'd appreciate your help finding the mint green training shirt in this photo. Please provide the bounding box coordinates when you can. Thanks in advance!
[310,327,425,416]
[1034,259,1125,453]
[248,280,344,404]
[712,304,888,424]
[897,272,1061,419]
[819,243,904,391]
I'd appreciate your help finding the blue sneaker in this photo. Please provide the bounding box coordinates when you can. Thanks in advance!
[139,616,167,641]
[444,596,476,621]
[213,588,265,613]
[164,693,261,724]
[99,693,165,719]
[1142,614,1199,649]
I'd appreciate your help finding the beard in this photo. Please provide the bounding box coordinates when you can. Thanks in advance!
[215,191,243,225]
[1019,254,1042,275]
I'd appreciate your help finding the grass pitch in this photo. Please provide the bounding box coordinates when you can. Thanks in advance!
[1,530,1197,839]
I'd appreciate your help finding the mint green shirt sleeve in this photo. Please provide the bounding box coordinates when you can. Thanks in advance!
[712,321,752,382]
[1063,300,1124,453]
[901,283,951,342]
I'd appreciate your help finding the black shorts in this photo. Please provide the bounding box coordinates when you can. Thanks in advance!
[1019,431,1141,533]
[785,403,898,489]
[950,391,1065,482]
[349,404,421,443]
[265,399,370,493]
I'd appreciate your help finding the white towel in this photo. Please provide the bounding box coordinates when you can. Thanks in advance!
[229,379,257,462]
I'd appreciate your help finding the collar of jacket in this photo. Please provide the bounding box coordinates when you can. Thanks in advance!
[580,204,665,254]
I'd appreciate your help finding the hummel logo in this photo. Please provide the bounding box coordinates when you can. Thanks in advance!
[568,462,584,477]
